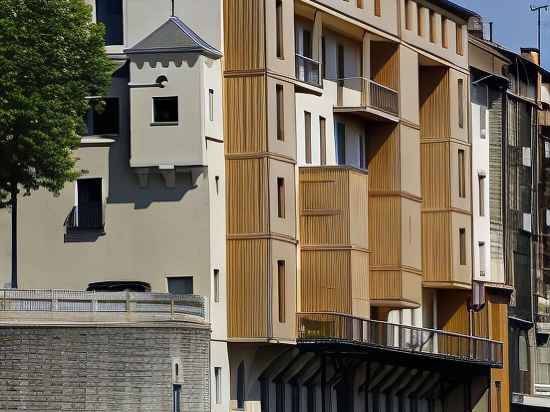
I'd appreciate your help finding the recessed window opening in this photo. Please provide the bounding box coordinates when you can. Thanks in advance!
[153,96,179,123]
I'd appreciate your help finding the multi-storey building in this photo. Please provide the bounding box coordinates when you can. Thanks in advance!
[0,0,229,410]
[224,0,505,411]
[469,23,550,411]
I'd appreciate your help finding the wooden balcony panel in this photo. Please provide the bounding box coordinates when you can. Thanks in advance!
[226,158,269,235]
[299,166,369,318]
[299,166,368,250]
[228,238,269,338]
[369,269,422,308]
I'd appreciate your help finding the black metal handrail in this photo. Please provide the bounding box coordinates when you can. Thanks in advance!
[64,205,104,231]
[297,312,503,366]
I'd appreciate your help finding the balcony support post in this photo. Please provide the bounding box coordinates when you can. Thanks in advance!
[362,33,371,107]
[312,12,322,64]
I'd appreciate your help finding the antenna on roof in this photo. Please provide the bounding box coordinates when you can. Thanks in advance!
[531,4,550,59]
[171,0,175,17]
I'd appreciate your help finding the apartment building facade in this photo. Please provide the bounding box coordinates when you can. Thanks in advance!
[469,27,550,411]
[0,0,229,410]
[224,0,505,411]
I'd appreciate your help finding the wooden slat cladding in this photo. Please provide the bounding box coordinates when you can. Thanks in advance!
[488,292,510,412]
[225,76,268,154]
[367,125,400,192]
[223,0,265,71]
[437,290,470,355]
[226,158,268,234]
[371,42,400,91]
[369,270,402,300]
[351,251,370,318]
[228,239,269,337]
[368,196,400,266]
[299,166,369,316]
[301,250,352,314]
[420,67,450,139]
[421,142,450,209]
[369,270,422,307]
[422,212,452,283]
[349,171,369,248]
[299,167,368,249]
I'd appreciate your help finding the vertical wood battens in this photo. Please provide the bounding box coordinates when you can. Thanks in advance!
[420,67,450,139]
[301,250,352,314]
[299,167,369,315]
[224,0,271,340]
[422,212,452,283]
[367,125,401,192]
[421,143,450,209]
[225,76,268,154]
[226,159,268,234]
[228,239,269,337]
[371,42,400,91]
[223,0,266,71]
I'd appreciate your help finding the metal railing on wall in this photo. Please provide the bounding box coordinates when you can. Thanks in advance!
[296,312,503,366]
[0,289,207,320]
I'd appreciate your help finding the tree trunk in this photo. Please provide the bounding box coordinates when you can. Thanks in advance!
[10,186,17,289]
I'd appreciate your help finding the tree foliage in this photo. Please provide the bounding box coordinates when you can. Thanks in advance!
[0,0,114,205]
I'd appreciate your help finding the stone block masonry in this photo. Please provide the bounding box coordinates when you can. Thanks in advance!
[0,325,210,411]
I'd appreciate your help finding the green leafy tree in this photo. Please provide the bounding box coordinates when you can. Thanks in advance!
[0,0,114,287]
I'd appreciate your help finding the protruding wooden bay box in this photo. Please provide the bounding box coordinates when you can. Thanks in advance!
[299,166,370,318]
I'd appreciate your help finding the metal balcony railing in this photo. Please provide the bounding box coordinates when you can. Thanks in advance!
[0,289,207,320]
[297,312,503,367]
[336,77,399,116]
[295,54,321,87]
[64,205,105,231]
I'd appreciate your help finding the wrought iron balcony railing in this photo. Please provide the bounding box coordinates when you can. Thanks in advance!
[64,205,105,231]
[336,77,399,116]
[297,312,503,367]
[0,289,207,320]
[295,54,321,87]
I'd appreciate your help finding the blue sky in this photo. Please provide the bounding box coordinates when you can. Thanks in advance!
[453,0,550,68]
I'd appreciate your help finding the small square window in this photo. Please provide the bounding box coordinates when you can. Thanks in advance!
[167,276,193,295]
[153,96,179,123]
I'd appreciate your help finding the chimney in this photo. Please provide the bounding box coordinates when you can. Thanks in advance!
[468,15,484,39]
[521,47,540,65]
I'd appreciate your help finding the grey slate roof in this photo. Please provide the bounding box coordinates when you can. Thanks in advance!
[125,16,222,59]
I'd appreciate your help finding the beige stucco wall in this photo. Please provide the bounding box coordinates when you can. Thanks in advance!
[399,46,420,125]
[401,198,422,270]
[313,0,399,37]
[400,0,469,70]
[269,159,297,238]
[266,0,296,76]
[450,142,471,212]
[129,55,208,167]
[270,239,297,341]
[449,68,470,143]
[451,211,473,286]
[267,78,297,160]
[400,124,421,197]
